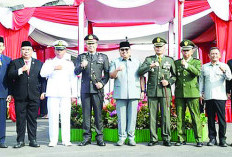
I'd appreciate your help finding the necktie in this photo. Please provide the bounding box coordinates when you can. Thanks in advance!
[25,61,30,75]
[158,56,162,64]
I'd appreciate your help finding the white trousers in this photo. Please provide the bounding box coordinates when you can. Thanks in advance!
[47,97,71,144]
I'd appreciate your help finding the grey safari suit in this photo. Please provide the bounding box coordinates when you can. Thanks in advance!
[75,52,109,142]
[138,55,176,142]
[110,57,141,141]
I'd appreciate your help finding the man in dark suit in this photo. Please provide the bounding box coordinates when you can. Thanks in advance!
[8,41,46,148]
[0,36,12,148]
[75,34,109,146]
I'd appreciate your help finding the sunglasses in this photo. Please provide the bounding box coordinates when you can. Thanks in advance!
[120,48,129,51]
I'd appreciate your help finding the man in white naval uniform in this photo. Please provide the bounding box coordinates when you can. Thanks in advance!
[40,40,77,147]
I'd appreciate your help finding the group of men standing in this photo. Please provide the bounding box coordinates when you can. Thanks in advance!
[0,34,232,148]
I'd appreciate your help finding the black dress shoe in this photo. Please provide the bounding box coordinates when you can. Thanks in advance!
[196,142,203,147]
[219,142,227,147]
[175,141,186,146]
[207,139,217,146]
[97,140,106,146]
[163,141,172,147]
[13,142,25,148]
[29,140,40,147]
[78,140,91,146]
[148,141,158,146]
[0,143,8,148]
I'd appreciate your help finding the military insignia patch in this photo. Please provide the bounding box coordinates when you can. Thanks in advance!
[163,62,171,69]
[157,37,160,43]
[98,56,104,63]
[184,41,188,46]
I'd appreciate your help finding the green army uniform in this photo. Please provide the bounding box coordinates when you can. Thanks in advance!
[138,37,176,143]
[175,40,202,144]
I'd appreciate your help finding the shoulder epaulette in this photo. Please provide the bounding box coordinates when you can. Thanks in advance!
[165,56,174,60]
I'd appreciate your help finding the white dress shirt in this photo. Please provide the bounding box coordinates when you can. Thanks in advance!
[199,61,232,100]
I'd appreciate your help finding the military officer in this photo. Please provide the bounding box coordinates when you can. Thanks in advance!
[174,40,203,147]
[40,40,77,147]
[138,37,176,146]
[74,34,109,146]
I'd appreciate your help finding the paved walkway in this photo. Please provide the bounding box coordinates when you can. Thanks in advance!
[1,119,232,157]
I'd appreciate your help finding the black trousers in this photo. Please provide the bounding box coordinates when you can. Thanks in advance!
[81,93,103,142]
[205,99,226,142]
[39,98,47,116]
[0,98,7,144]
[15,98,39,142]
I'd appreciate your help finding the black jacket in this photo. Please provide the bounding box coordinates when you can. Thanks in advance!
[8,58,46,101]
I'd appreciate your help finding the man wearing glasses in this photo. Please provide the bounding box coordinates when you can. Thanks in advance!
[110,41,145,146]
[8,41,46,148]
[75,34,109,146]
[138,37,176,146]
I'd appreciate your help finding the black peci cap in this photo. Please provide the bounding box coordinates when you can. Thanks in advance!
[119,41,130,48]
[21,41,32,47]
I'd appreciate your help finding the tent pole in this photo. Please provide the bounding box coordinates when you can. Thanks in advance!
[88,21,93,34]
[168,21,174,58]
[78,2,85,55]
[175,0,184,59]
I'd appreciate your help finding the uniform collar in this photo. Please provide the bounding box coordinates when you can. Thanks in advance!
[54,56,65,60]
[88,52,96,56]
[121,57,132,61]
[182,56,192,62]
[156,54,164,58]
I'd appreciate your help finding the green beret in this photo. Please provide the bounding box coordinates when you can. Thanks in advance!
[152,37,167,47]
[180,40,195,51]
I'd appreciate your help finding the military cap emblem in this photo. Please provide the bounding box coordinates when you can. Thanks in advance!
[89,35,93,40]
[58,41,63,46]
[184,41,188,46]
[157,37,161,43]
[53,40,68,50]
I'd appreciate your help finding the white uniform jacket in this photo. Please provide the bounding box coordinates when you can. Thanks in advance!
[40,57,77,98]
